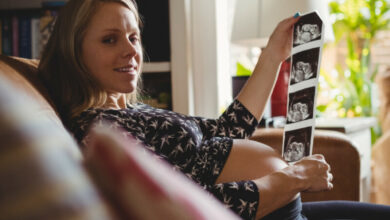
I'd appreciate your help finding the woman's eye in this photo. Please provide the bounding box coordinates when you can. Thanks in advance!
[102,37,116,44]
[129,36,139,44]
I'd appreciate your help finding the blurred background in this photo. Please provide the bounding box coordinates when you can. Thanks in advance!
[3,0,390,204]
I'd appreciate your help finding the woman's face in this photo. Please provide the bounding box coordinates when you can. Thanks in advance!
[82,2,142,95]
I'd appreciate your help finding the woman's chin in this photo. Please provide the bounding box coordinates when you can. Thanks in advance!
[119,83,138,94]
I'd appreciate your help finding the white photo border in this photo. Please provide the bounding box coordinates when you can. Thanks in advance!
[282,11,324,162]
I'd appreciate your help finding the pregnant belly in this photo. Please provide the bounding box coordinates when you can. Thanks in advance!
[216,139,288,183]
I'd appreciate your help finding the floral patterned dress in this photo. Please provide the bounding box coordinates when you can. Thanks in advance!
[70,99,260,220]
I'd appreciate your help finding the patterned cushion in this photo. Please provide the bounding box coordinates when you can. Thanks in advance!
[0,75,117,219]
[85,124,240,220]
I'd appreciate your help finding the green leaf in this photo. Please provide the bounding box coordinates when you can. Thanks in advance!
[320,68,337,88]
[332,21,349,42]
[236,62,252,76]
[317,105,328,112]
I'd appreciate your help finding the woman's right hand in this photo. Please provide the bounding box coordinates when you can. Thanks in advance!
[261,15,300,63]
[289,154,333,192]
[252,154,332,219]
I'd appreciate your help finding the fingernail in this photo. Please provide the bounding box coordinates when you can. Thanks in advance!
[294,12,300,18]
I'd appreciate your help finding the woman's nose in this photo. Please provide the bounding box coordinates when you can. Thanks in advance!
[122,39,138,58]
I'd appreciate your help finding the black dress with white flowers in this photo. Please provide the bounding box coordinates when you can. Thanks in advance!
[70,99,259,220]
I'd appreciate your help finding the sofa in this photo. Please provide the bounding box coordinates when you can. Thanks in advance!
[0,55,361,219]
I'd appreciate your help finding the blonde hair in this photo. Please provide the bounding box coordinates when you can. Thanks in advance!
[38,0,143,124]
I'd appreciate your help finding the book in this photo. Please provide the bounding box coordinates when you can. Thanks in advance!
[19,16,32,58]
[0,19,2,55]
[12,15,18,56]
[1,16,12,56]
[31,17,41,59]
[40,10,56,55]
[41,1,66,8]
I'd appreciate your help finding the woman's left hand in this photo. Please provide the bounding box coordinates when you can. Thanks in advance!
[236,14,300,120]
[262,14,300,63]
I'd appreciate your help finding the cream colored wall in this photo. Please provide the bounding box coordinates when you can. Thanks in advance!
[170,0,232,118]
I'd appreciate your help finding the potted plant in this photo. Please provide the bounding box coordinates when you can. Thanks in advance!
[318,0,390,118]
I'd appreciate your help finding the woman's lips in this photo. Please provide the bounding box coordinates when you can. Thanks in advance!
[114,66,137,75]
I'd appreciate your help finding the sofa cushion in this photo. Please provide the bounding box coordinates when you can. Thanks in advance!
[0,74,117,219]
[85,123,240,220]
[0,55,61,127]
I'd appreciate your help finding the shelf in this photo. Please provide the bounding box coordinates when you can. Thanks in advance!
[142,62,171,73]
[0,2,40,9]
[0,0,65,10]
[316,117,377,134]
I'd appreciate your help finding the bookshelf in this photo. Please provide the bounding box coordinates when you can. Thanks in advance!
[0,0,173,110]
[0,0,51,9]
[0,2,63,59]
[136,0,172,110]
[143,62,171,73]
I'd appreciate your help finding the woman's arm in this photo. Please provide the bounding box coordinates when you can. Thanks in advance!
[193,15,300,138]
[193,100,258,140]
[237,15,300,121]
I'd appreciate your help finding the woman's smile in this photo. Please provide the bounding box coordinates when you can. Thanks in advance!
[113,65,138,75]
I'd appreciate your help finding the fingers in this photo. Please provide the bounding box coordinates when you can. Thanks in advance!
[327,171,334,190]
[295,154,333,192]
[263,13,301,62]
[308,154,331,172]
[328,172,333,182]
[328,182,334,190]
[277,13,301,31]
[320,158,333,191]
[327,166,333,190]
[312,154,324,160]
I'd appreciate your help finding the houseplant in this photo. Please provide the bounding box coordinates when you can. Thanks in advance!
[318,0,390,118]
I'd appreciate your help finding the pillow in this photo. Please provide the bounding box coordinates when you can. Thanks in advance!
[85,124,240,220]
[0,74,117,219]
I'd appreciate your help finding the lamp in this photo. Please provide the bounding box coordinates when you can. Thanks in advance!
[231,0,334,47]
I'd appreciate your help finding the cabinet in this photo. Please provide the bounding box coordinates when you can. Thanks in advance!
[136,0,172,110]
[0,7,57,59]
[0,0,173,110]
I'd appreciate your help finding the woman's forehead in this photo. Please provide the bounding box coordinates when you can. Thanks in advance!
[89,2,139,31]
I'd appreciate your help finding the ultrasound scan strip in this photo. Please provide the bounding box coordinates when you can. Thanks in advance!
[282,11,324,163]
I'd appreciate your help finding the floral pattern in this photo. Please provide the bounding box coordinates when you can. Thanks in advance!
[70,99,259,220]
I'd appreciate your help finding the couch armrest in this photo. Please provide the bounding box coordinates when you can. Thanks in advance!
[250,128,360,202]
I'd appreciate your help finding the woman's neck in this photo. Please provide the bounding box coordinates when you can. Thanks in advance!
[103,93,127,109]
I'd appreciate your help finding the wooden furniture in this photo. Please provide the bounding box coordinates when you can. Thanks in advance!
[0,0,173,110]
[316,117,377,202]
[250,128,361,202]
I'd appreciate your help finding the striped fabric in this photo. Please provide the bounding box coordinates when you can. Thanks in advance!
[85,124,240,220]
[0,74,117,219]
